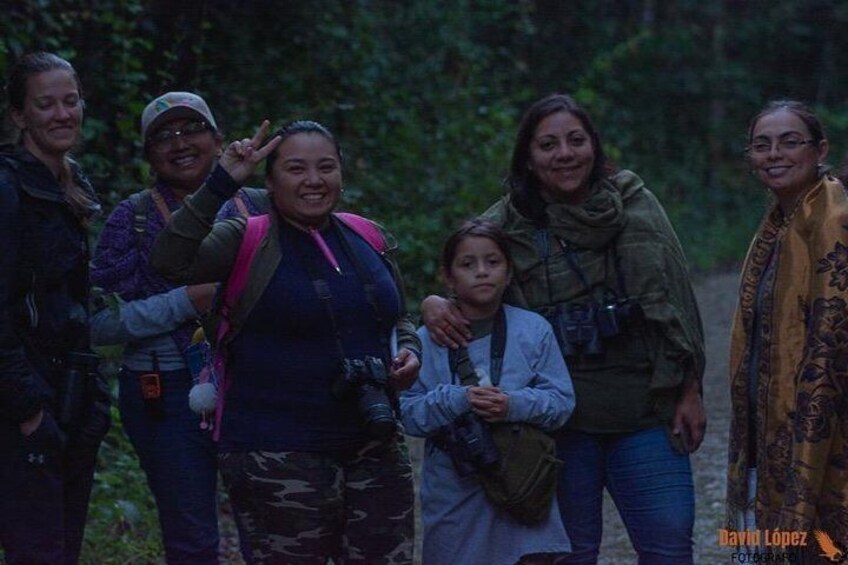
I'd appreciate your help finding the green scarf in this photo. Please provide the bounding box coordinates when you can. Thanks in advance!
[544,177,627,250]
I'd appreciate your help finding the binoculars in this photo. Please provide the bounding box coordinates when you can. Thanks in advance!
[550,298,639,358]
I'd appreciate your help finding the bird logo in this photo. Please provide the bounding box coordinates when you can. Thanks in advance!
[814,530,847,563]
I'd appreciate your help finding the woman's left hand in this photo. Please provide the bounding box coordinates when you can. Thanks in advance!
[219,120,281,185]
[389,347,420,391]
[468,386,509,423]
[672,374,706,453]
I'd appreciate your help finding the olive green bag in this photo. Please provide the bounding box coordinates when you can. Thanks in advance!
[479,420,562,525]
[451,307,562,525]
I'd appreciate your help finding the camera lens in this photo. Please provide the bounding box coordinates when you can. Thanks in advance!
[358,384,396,439]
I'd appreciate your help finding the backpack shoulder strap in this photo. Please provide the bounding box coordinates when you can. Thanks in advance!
[212,213,270,441]
[219,214,271,334]
[127,190,152,237]
[334,212,387,254]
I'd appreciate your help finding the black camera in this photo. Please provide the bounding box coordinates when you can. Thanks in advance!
[334,356,396,439]
[59,351,100,428]
[433,413,500,477]
[551,297,639,358]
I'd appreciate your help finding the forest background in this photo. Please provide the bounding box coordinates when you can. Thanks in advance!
[3,0,848,562]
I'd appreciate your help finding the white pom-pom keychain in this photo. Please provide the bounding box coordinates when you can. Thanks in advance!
[187,327,218,427]
[189,379,218,414]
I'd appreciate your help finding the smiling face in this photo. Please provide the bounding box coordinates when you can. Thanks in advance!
[266,132,342,226]
[529,110,596,205]
[748,108,828,208]
[11,69,83,162]
[446,236,511,320]
[146,116,222,196]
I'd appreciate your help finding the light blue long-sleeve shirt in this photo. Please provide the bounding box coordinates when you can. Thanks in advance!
[90,286,200,371]
[400,304,575,565]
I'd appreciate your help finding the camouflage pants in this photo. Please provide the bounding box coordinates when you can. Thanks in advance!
[219,435,414,564]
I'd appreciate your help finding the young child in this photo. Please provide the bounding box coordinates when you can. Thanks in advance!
[401,219,575,565]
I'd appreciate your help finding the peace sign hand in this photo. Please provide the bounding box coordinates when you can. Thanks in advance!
[219,120,282,185]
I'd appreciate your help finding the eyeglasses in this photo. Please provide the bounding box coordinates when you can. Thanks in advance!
[746,138,816,155]
[147,120,212,150]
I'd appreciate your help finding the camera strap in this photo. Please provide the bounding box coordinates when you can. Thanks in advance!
[448,306,506,387]
[557,239,593,295]
[552,233,630,300]
[294,218,391,363]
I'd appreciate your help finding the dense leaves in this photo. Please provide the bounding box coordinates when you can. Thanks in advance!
[5,1,848,295]
[2,2,848,558]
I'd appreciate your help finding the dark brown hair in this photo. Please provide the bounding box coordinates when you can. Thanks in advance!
[506,93,615,225]
[441,218,513,275]
[265,120,342,179]
[747,100,826,144]
[748,99,830,179]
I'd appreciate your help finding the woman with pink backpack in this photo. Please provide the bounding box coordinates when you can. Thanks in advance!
[152,119,420,564]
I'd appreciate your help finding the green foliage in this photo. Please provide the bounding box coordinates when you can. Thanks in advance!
[81,405,164,564]
[7,0,845,281]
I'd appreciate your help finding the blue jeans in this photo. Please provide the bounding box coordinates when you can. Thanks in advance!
[556,427,694,565]
[119,367,219,564]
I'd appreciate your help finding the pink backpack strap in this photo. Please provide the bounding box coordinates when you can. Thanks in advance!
[220,214,270,324]
[212,214,270,440]
[334,212,387,254]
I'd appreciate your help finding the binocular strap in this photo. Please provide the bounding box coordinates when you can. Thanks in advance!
[448,306,506,387]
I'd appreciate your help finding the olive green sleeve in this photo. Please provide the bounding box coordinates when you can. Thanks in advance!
[151,166,246,284]
[377,224,422,360]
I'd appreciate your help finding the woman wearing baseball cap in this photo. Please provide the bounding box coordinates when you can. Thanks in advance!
[90,92,265,563]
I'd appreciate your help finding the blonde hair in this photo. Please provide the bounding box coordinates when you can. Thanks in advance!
[6,52,98,221]
[60,160,97,221]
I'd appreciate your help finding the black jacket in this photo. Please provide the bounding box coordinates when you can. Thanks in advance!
[0,145,99,423]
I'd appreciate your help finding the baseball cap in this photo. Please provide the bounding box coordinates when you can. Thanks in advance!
[141,92,218,140]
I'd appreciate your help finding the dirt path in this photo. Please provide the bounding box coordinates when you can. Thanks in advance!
[597,271,739,564]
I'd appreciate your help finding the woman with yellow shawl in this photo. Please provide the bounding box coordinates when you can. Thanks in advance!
[728,100,848,558]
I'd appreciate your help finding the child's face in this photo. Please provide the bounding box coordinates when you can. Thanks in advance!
[446,236,511,317]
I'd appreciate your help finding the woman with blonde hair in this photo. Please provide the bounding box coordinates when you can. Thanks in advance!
[0,51,109,564]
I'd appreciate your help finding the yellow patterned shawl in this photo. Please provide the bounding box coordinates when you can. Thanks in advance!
[727,176,848,542]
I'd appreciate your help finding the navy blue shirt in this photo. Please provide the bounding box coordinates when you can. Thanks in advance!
[220,219,401,452]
